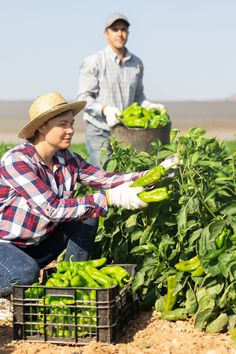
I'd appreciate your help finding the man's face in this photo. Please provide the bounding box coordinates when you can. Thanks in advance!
[104,20,129,51]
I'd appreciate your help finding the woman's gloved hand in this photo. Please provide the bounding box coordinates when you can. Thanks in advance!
[160,154,182,178]
[105,182,148,210]
[103,105,121,127]
[160,154,180,170]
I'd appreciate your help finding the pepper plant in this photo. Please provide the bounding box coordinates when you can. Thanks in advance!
[94,128,236,334]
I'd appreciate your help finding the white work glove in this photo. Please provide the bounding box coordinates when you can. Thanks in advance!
[106,182,148,210]
[160,154,181,177]
[141,100,165,112]
[160,154,180,170]
[147,102,165,111]
[103,105,121,128]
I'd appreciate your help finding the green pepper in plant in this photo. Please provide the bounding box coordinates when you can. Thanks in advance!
[175,255,201,272]
[131,165,167,187]
[215,227,231,249]
[203,246,228,261]
[138,187,170,203]
[191,265,205,277]
[163,275,178,312]
[160,308,188,321]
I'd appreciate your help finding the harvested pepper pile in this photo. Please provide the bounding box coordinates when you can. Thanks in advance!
[15,258,134,341]
[43,257,132,289]
[119,102,170,129]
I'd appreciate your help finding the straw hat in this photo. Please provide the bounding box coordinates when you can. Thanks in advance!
[18,92,86,139]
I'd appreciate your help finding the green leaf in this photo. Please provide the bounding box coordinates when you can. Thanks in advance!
[105,159,117,172]
[191,151,199,164]
[130,229,145,241]
[195,307,214,331]
[205,313,228,333]
[177,205,187,236]
[188,127,206,138]
[204,187,219,202]
[125,214,138,228]
[139,226,152,245]
[220,202,236,216]
[155,295,166,312]
[218,250,236,279]
[131,245,150,255]
[132,270,145,291]
[185,288,198,315]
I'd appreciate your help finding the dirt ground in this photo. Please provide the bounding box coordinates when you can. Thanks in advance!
[0,297,235,354]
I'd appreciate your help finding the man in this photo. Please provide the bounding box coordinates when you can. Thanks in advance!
[77,12,165,167]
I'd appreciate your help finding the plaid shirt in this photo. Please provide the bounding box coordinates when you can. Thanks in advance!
[0,142,142,246]
[77,45,146,131]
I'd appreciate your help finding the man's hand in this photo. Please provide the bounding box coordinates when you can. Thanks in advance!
[103,105,121,127]
[147,102,165,111]
[106,182,148,210]
[141,100,165,112]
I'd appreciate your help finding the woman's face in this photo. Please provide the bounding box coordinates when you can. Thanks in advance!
[40,110,75,149]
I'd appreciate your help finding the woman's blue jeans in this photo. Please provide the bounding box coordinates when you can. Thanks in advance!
[0,218,98,297]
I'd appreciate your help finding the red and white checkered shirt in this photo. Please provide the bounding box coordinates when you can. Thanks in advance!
[0,142,141,246]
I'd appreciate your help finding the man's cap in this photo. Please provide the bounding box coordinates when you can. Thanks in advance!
[105,12,130,29]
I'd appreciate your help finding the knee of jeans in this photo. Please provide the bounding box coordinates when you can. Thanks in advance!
[20,260,40,285]
[11,259,40,286]
[0,260,40,298]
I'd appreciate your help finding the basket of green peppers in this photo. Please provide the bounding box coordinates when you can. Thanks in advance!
[112,103,171,153]
[44,257,134,290]
[119,102,171,129]
[13,259,138,344]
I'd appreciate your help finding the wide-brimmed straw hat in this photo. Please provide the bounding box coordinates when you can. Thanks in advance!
[18,92,86,139]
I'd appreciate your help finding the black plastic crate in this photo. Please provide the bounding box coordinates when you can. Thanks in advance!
[13,264,138,345]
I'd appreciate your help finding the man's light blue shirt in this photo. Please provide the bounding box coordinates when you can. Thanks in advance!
[77,46,147,131]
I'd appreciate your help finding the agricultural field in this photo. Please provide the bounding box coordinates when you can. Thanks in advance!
[0,130,236,353]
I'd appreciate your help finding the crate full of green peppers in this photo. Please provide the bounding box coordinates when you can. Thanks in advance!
[12,258,138,345]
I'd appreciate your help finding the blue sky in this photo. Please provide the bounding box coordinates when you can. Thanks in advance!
[1,0,236,101]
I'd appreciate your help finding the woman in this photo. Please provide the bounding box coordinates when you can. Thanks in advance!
[0,91,148,297]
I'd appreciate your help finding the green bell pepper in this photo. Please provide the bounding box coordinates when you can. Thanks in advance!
[131,164,167,187]
[138,187,170,203]
[100,266,132,288]
[84,265,116,288]
[175,255,201,272]
[163,274,178,312]
[76,267,100,288]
